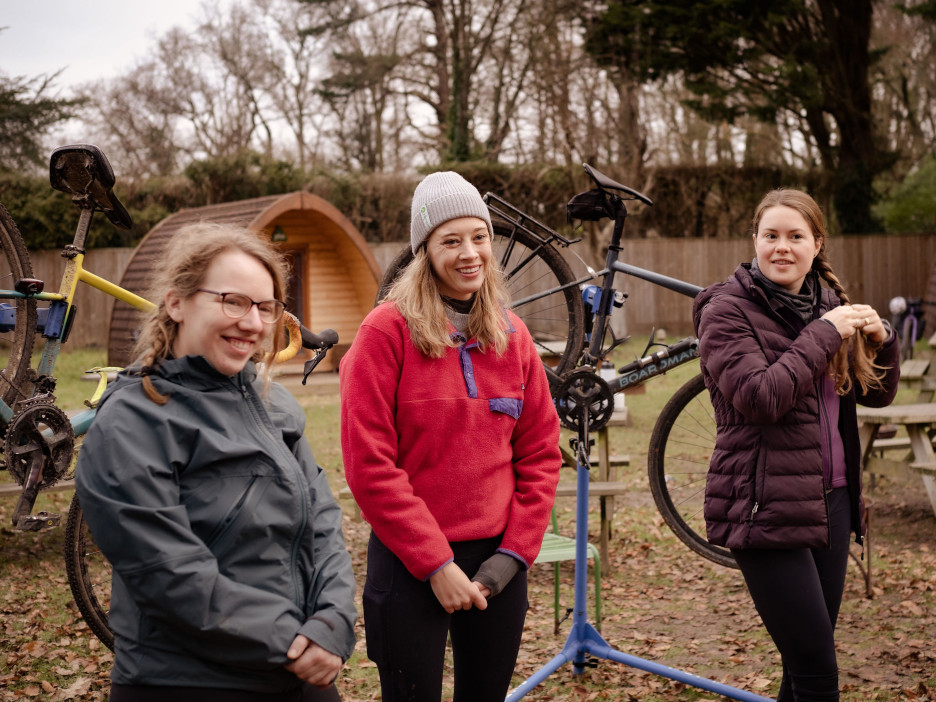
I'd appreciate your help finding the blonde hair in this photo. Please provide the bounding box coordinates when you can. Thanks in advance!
[753,189,885,395]
[133,222,289,403]
[382,246,511,358]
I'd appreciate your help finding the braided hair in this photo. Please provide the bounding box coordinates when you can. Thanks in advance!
[133,223,289,404]
[753,189,885,395]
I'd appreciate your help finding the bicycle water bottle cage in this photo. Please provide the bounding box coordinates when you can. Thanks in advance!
[0,303,16,333]
[581,286,626,315]
[49,144,134,230]
[38,300,77,341]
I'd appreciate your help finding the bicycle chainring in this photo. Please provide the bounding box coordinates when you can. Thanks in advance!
[4,398,75,489]
[554,368,615,432]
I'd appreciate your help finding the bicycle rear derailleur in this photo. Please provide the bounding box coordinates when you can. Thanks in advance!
[553,367,615,433]
[5,396,75,531]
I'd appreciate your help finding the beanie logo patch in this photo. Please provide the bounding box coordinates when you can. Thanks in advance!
[419,204,432,230]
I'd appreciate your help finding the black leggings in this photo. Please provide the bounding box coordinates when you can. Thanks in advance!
[362,532,529,702]
[731,487,852,702]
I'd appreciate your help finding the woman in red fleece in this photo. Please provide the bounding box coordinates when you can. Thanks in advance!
[340,171,561,701]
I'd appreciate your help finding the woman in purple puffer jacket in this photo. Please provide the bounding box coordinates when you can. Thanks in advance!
[693,189,900,702]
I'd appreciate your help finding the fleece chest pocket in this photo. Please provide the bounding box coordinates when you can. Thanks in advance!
[489,397,523,419]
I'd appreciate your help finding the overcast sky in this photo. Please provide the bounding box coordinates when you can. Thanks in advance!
[0,0,226,91]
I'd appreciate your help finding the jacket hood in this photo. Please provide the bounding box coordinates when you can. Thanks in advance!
[692,264,754,334]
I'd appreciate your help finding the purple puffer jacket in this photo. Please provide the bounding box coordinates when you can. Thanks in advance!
[693,264,900,550]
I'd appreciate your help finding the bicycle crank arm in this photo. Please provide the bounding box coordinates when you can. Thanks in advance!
[11,462,61,531]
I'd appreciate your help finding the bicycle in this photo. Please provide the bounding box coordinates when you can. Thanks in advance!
[0,144,340,649]
[378,163,733,570]
[889,295,930,361]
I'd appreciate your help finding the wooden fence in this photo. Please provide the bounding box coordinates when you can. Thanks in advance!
[13,234,936,349]
[374,234,936,337]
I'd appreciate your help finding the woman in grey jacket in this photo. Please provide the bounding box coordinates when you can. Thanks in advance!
[75,223,356,702]
[693,189,899,702]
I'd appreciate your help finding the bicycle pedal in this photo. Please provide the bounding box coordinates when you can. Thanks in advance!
[15,511,61,532]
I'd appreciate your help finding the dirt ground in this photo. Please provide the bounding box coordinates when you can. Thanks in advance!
[333,466,936,701]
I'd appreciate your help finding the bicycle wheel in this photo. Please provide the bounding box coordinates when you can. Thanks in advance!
[901,316,915,361]
[648,373,736,569]
[377,222,586,375]
[0,202,38,415]
[64,493,114,650]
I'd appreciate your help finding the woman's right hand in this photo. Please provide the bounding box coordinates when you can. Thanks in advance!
[820,304,864,339]
[429,562,488,613]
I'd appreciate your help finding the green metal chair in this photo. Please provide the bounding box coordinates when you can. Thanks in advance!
[534,509,602,635]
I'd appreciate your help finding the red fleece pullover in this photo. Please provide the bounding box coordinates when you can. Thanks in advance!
[339,302,561,581]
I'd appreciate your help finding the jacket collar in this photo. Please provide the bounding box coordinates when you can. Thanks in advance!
[152,355,258,391]
[732,264,820,333]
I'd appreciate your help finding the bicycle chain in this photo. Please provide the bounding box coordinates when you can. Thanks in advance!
[4,396,75,489]
[554,367,615,433]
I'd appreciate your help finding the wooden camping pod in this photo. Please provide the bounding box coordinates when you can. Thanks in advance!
[107,192,380,372]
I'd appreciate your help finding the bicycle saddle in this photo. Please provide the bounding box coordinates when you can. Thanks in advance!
[49,144,133,230]
[583,164,653,206]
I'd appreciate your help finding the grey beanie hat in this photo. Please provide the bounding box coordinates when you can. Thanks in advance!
[410,171,494,253]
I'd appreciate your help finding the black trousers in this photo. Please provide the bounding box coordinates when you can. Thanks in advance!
[110,681,340,701]
[731,487,852,702]
[362,531,529,702]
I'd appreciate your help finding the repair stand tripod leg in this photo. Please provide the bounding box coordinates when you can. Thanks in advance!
[506,423,774,702]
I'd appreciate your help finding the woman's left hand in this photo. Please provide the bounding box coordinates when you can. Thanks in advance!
[850,304,889,344]
[285,634,342,687]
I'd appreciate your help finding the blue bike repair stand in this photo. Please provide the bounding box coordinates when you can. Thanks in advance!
[505,418,773,702]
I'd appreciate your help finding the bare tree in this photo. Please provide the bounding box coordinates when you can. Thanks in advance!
[78,64,181,178]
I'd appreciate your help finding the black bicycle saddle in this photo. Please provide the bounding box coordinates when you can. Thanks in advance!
[49,144,133,231]
[583,164,653,206]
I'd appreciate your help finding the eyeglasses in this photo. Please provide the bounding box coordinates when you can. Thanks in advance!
[196,289,286,324]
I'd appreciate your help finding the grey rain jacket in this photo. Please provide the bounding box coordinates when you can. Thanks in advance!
[75,356,357,692]
[693,264,900,551]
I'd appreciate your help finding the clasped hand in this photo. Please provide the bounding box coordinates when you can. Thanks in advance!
[285,634,342,688]
[821,303,888,343]
[429,562,489,613]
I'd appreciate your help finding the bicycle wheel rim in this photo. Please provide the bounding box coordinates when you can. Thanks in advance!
[64,493,114,650]
[377,222,585,375]
[648,373,736,569]
[0,202,37,416]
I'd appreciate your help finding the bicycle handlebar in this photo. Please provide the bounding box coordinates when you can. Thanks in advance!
[301,326,339,350]
[274,313,338,364]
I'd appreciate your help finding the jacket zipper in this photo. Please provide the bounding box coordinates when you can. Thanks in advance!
[240,381,309,607]
[750,449,767,524]
[817,380,834,547]
[205,476,259,549]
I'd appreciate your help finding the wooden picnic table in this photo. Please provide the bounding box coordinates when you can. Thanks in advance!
[858,403,936,518]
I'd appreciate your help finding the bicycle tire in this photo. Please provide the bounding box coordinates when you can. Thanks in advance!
[0,201,38,418]
[648,373,736,569]
[377,222,586,375]
[64,493,114,650]
[901,315,915,361]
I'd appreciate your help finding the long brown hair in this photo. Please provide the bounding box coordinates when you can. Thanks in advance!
[382,245,511,358]
[133,222,289,403]
[753,189,885,395]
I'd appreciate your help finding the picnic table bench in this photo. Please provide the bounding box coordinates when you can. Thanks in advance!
[859,403,936,518]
